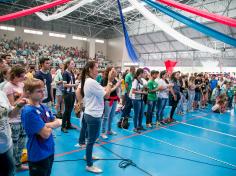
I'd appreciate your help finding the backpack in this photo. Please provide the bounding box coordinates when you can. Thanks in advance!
[117,117,130,129]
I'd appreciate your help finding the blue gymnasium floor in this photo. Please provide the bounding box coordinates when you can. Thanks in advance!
[17,107,236,176]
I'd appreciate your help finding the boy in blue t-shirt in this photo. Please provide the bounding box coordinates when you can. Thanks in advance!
[21,78,62,176]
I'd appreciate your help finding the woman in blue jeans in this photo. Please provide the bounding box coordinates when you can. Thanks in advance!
[101,67,121,139]
[156,71,172,125]
[80,61,117,173]
[130,68,147,133]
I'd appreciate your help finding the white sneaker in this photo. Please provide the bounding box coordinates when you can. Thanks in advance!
[86,166,103,173]
[107,131,117,135]
[74,143,86,148]
[101,133,108,139]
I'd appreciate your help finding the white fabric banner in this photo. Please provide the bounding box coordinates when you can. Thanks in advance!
[35,0,88,21]
[128,0,220,54]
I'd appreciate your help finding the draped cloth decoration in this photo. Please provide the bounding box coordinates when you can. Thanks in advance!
[36,0,88,21]
[127,0,220,54]
[117,0,139,62]
[145,0,236,47]
[164,59,177,74]
[0,0,71,22]
[157,0,236,27]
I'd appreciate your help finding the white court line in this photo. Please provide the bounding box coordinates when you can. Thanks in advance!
[160,127,236,150]
[179,121,236,139]
[123,129,236,169]
[200,117,236,128]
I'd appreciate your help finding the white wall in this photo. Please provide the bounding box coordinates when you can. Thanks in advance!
[107,37,126,66]
[0,26,108,58]
[0,26,89,49]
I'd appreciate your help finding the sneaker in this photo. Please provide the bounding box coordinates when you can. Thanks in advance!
[61,128,68,133]
[101,133,108,139]
[84,155,100,160]
[138,126,146,131]
[133,128,140,133]
[160,120,167,125]
[74,143,86,148]
[86,166,103,174]
[66,125,77,130]
[107,131,117,135]
[156,122,161,127]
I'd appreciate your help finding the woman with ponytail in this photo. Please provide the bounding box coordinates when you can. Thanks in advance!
[61,59,77,133]
[80,61,116,173]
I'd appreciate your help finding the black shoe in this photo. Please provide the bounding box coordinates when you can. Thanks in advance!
[66,125,77,130]
[61,128,68,133]
[133,128,141,133]
[138,126,146,131]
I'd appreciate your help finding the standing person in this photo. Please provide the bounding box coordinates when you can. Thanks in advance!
[146,70,158,128]
[209,74,218,103]
[61,60,77,133]
[54,64,64,119]
[121,66,135,119]
[21,78,62,176]
[130,68,147,133]
[226,82,234,110]
[0,90,27,176]
[50,68,57,105]
[169,72,181,123]
[3,65,28,171]
[80,61,115,173]
[34,57,53,105]
[187,76,196,112]
[101,67,121,139]
[156,71,172,125]
[194,74,203,110]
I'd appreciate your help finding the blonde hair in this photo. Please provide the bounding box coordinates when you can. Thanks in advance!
[24,78,44,93]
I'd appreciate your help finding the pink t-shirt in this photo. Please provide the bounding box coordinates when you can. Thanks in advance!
[3,82,24,123]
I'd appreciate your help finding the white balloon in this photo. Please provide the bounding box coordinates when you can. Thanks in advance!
[35,0,89,21]
[128,0,220,54]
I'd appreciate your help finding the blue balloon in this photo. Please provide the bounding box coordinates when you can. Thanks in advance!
[117,0,139,62]
[144,0,236,47]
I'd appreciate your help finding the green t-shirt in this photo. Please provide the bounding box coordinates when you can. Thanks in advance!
[226,89,234,98]
[147,79,158,101]
[96,74,103,84]
[125,73,133,93]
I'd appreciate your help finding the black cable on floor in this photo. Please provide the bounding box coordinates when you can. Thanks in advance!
[101,140,236,171]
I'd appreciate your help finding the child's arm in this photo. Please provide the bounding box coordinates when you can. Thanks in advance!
[38,126,52,139]
[46,118,62,129]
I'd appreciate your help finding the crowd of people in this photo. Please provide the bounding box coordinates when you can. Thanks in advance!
[0,52,236,176]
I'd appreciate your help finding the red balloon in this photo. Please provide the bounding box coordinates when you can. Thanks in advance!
[0,0,71,22]
[164,59,177,74]
[157,0,236,27]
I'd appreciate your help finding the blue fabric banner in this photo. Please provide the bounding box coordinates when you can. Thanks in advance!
[117,0,139,62]
[144,0,236,47]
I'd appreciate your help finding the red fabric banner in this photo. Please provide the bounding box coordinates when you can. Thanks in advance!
[164,59,177,74]
[0,0,71,22]
[157,0,236,27]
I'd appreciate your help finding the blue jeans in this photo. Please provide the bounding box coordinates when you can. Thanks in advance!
[121,93,132,118]
[84,113,101,167]
[156,98,168,122]
[147,100,156,124]
[132,99,144,129]
[102,101,118,133]
[177,93,186,114]
[188,90,195,111]
[0,146,15,176]
[79,114,87,145]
